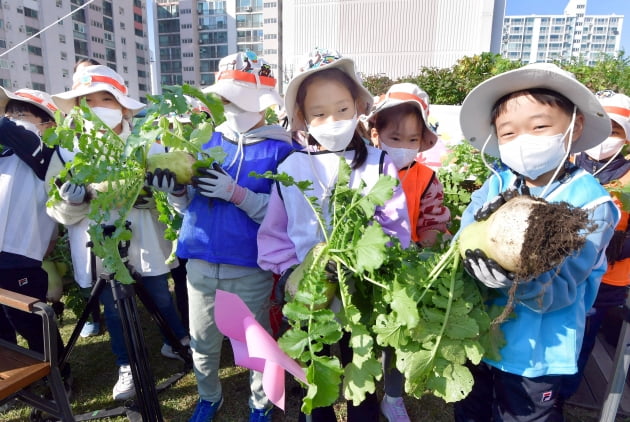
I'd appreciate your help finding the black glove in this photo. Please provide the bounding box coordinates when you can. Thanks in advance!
[146,168,185,195]
[606,230,629,265]
[275,267,295,305]
[463,249,515,288]
[474,188,521,221]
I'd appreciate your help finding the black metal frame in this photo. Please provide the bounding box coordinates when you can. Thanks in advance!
[54,223,191,421]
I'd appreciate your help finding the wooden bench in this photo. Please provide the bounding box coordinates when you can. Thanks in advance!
[0,288,74,421]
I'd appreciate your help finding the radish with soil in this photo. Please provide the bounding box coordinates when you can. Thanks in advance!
[268,159,596,411]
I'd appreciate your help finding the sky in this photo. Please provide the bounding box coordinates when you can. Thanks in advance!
[505,0,630,54]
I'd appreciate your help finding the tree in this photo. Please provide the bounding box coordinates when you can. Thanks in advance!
[361,52,628,105]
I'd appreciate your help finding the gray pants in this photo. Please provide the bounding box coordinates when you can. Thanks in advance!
[186,259,273,409]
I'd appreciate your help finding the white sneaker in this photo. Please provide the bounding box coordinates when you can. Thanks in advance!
[160,336,191,361]
[112,365,135,400]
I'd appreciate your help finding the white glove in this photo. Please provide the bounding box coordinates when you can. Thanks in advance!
[195,166,244,203]
[146,168,185,195]
[59,181,86,205]
[463,249,514,289]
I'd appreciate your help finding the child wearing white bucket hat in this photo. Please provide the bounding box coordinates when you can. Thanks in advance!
[49,65,190,402]
[366,82,450,422]
[560,91,630,404]
[453,63,620,421]
[147,52,295,422]
[257,51,411,422]
[0,87,75,400]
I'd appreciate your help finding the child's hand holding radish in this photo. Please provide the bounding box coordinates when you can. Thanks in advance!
[462,249,515,288]
[146,168,186,196]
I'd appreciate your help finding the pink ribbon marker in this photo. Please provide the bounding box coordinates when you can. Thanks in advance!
[214,289,307,410]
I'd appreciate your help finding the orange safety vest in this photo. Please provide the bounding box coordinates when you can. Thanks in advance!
[602,200,630,287]
[398,162,435,244]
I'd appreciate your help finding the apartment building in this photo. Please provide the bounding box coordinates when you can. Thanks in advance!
[0,0,150,102]
[501,0,624,65]
[153,0,281,90]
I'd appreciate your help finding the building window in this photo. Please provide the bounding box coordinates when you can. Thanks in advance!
[32,82,46,91]
[30,64,45,74]
[28,45,42,56]
[24,7,38,18]
[25,26,40,36]
[59,34,66,43]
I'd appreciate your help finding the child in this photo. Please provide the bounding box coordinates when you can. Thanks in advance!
[453,63,619,421]
[147,52,295,422]
[257,52,411,422]
[49,65,189,401]
[0,88,73,395]
[368,82,450,247]
[560,91,630,403]
[366,82,450,421]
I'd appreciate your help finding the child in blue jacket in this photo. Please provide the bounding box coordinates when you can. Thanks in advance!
[454,63,619,421]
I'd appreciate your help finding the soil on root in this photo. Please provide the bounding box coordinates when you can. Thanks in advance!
[517,198,591,280]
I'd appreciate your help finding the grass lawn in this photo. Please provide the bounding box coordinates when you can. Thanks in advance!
[2,288,630,421]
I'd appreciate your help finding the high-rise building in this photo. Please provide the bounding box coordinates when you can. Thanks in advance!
[281,0,504,90]
[150,0,504,93]
[501,0,624,65]
[0,0,151,102]
[152,0,280,91]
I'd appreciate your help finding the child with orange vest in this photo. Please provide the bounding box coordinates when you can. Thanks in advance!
[560,91,630,403]
[366,83,450,421]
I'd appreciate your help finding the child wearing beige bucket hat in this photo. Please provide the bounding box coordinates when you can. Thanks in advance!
[48,65,190,402]
[146,51,295,422]
[453,63,620,421]
[561,91,630,405]
[0,86,76,402]
[256,50,411,422]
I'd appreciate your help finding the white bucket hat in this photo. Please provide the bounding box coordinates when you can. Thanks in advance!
[597,91,630,140]
[460,63,610,157]
[367,83,438,146]
[0,87,58,119]
[203,52,282,113]
[284,51,374,132]
[52,65,145,115]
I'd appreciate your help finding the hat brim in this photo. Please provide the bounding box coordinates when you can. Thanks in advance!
[0,87,57,119]
[203,79,282,112]
[284,57,374,132]
[460,67,610,157]
[368,98,438,148]
[52,83,145,116]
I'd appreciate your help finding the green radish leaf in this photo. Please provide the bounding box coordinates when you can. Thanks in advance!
[427,361,474,403]
[354,223,389,272]
[302,355,343,414]
[390,283,420,328]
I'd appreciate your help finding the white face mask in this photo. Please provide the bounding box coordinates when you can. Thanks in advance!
[91,107,123,129]
[11,119,41,137]
[223,103,262,133]
[499,131,568,180]
[584,136,626,161]
[308,115,358,152]
[380,143,418,169]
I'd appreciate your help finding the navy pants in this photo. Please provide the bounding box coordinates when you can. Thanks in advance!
[453,362,565,422]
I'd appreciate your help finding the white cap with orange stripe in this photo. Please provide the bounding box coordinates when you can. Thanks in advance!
[0,87,58,120]
[598,91,630,140]
[203,52,282,113]
[366,83,438,146]
[52,65,145,116]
